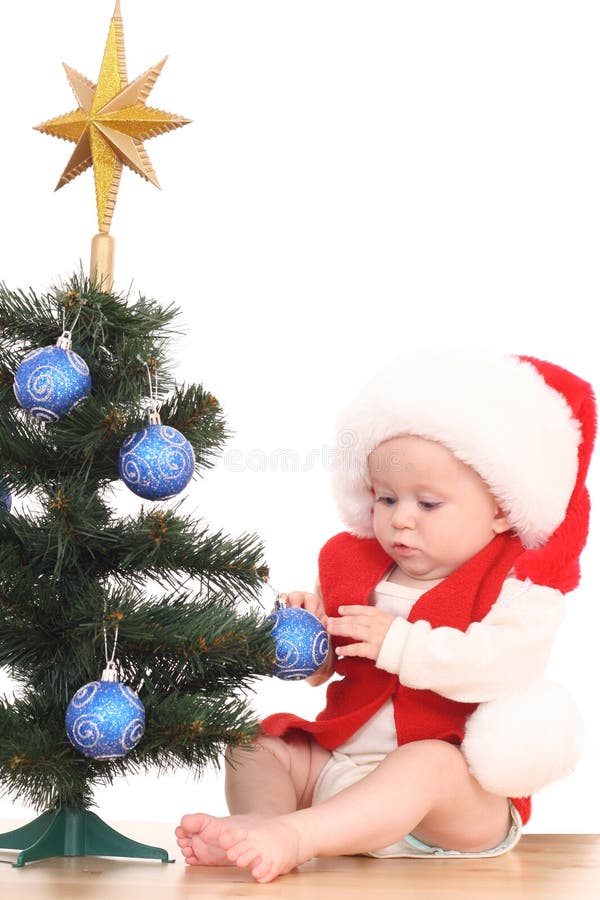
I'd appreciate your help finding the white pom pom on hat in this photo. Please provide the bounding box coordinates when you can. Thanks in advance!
[331,352,583,549]
[462,682,584,797]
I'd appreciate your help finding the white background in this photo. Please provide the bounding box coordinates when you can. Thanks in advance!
[0,0,598,834]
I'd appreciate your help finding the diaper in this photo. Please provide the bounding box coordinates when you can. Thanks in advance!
[312,750,522,859]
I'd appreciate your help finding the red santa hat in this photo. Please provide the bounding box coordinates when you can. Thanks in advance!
[332,352,596,798]
[332,352,595,591]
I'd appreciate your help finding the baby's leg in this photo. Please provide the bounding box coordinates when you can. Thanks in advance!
[176,731,330,866]
[219,739,512,882]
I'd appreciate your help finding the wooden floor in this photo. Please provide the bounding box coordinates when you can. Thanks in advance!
[0,819,598,899]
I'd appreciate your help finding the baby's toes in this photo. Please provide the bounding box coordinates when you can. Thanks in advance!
[232,843,262,869]
[251,856,275,882]
[218,827,247,851]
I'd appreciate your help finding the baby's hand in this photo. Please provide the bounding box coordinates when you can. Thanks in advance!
[282,591,326,625]
[325,605,394,662]
[279,591,333,685]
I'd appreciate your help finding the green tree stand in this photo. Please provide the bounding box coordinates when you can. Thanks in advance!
[0,808,172,867]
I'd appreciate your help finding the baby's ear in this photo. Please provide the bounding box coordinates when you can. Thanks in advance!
[492,508,512,535]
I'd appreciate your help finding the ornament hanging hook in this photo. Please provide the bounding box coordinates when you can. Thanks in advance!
[265,580,287,610]
[137,354,161,425]
[104,622,119,666]
[57,297,85,350]
[101,598,120,682]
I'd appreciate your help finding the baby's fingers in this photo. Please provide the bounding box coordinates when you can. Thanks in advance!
[326,615,369,640]
[335,642,367,658]
[287,591,324,619]
[338,605,377,616]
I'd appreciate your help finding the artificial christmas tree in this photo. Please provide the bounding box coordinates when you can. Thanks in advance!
[0,2,274,867]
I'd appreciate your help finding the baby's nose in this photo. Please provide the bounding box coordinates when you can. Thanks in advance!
[391,502,416,528]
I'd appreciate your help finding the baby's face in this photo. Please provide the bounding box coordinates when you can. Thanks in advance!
[368,435,510,586]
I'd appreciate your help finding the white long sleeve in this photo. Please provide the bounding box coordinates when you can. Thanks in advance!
[375,578,565,703]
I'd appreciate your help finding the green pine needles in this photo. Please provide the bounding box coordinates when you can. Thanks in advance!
[0,274,274,812]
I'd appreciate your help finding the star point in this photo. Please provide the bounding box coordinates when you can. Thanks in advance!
[35,3,191,233]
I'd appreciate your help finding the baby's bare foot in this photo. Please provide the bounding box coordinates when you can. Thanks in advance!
[176,812,270,866]
[219,816,314,883]
[176,814,242,867]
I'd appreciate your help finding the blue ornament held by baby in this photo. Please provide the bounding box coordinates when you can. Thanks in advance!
[268,598,330,681]
[13,331,91,422]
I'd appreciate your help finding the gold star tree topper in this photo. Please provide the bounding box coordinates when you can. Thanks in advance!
[34,1,190,287]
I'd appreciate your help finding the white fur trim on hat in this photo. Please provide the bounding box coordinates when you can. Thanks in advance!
[332,352,581,548]
[462,682,584,797]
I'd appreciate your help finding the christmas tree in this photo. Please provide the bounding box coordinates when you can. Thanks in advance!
[0,2,274,867]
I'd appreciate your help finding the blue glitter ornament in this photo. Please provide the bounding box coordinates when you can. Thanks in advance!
[0,487,11,512]
[13,331,91,422]
[65,663,145,760]
[118,410,195,500]
[268,599,330,681]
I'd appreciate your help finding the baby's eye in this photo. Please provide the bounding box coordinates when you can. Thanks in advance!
[418,500,442,511]
[375,496,396,506]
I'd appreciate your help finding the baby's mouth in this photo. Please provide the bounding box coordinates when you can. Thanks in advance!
[393,543,418,555]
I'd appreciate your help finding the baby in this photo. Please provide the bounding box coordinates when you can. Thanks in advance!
[176,352,595,882]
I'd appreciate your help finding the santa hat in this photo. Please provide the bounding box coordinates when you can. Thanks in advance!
[331,352,596,798]
[332,352,595,582]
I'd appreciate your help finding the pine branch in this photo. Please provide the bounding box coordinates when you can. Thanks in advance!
[1,586,275,694]
[117,594,276,696]
[0,274,179,357]
[136,692,263,772]
[0,500,269,595]
[0,685,266,811]
[48,383,229,478]
[0,693,96,810]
